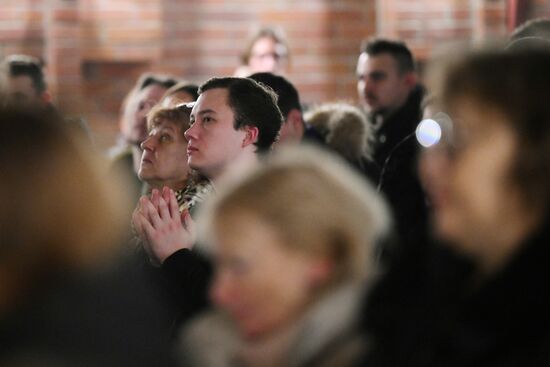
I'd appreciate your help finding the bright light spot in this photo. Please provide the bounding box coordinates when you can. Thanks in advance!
[416,119,442,148]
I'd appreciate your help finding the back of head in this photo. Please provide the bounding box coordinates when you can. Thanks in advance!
[199,145,390,285]
[248,72,301,119]
[199,77,283,152]
[510,18,550,41]
[361,38,415,74]
[431,47,550,216]
[0,106,129,312]
[305,102,374,164]
[162,81,199,102]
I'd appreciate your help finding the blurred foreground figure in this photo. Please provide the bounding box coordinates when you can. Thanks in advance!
[0,107,176,366]
[178,145,390,367]
[362,47,550,367]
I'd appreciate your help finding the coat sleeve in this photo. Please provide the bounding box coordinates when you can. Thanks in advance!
[161,248,214,323]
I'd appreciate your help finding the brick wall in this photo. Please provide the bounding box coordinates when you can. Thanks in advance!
[0,0,543,149]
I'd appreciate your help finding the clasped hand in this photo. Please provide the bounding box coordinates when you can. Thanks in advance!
[132,187,195,266]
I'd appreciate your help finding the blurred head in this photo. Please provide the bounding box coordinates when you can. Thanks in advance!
[248,72,304,144]
[200,145,390,340]
[421,48,550,272]
[185,77,283,180]
[510,18,550,41]
[139,104,192,190]
[357,39,417,116]
[0,54,51,107]
[0,106,128,313]
[305,102,374,165]
[240,27,289,75]
[120,73,179,146]
[160,81,199,108]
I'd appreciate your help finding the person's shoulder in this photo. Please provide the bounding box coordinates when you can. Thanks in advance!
[177,311,239,366]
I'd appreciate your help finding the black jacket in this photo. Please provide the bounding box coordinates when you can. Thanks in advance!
[371,85,429,259]
[361,216,550,367]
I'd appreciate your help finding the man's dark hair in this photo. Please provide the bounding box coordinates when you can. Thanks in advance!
[199,77,283,152]
[248,72,301,120]
[361,38,415,74]
[135,73,179,92]
[510,18,550,41]
[1,54,46,95]
[164,81,199,101]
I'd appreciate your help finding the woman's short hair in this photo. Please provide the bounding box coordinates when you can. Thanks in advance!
[431,47,550,214]
[198,145,390,284]
[305,102,375,164]
[146,104,192,133]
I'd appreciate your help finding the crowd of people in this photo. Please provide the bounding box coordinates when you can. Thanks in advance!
[0,21,549,366]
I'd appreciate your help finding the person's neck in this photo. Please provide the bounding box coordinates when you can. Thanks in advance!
[148,177,188,191]
[475,209,542,279]
[209,150,260,186]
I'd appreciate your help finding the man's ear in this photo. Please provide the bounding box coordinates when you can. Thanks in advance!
[40,91,52,105]
[287,109,304,137]
[403,72,417,89]
[242,126,259,148]
[307,256,334,289]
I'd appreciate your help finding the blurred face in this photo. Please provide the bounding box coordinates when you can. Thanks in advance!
[210,213,325,340]
[185,88,247,179]
[7,75,47,106]
[248,37,288,75]
[123,84,167,145]
[420,99,524,261]
[138,119,189,190]
[356,52,411,116]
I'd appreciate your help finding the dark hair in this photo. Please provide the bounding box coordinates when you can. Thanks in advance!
[135,73,179,92]
[510,18,550,41]
[240,26,289,65]
[438,48,550,213]
[361,38,415,74]
[199,77,283,152]
[1,54,46,95]
[248,72,301,120]
[163,81,199,101]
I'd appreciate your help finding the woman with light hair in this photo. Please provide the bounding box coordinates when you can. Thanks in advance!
[178,145,390,367]
[304,102,379,182]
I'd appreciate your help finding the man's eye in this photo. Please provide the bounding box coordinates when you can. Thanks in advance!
[371,73,386,82]
[203,117,213,123]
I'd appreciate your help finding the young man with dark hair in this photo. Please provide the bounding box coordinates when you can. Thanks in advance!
[356,38,428,256]
[184,77,283,180]
[133,76,283,324]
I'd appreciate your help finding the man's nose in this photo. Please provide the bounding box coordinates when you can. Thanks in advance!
[184,123,198,141]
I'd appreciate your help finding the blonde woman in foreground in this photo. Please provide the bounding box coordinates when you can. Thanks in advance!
[178,145,390,367]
